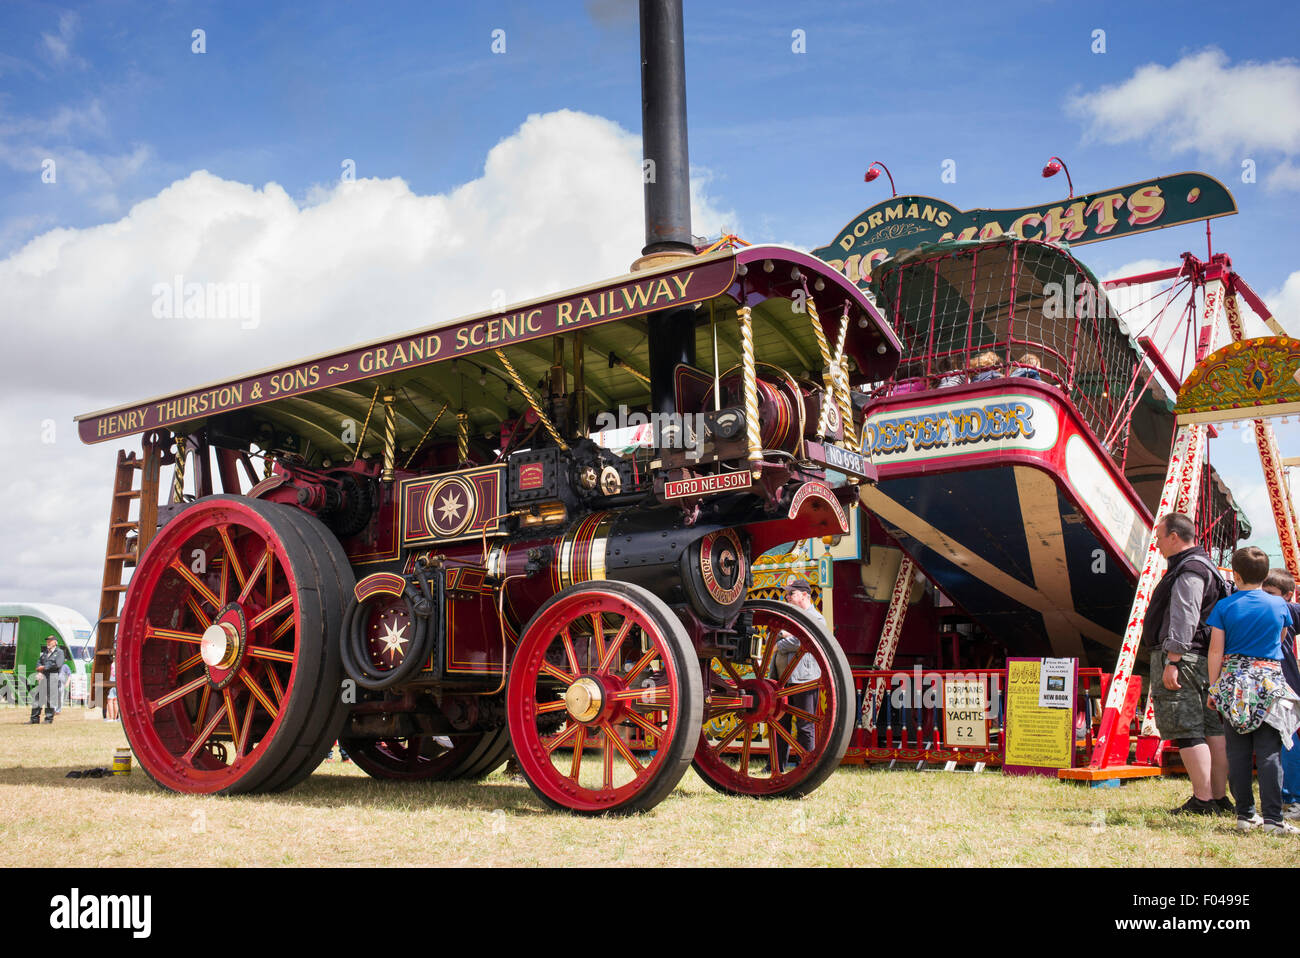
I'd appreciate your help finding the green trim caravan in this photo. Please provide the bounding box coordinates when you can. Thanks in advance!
[0,603,95,707]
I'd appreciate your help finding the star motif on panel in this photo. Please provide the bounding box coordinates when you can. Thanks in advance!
[437,489,464,525]
[425,475,475,537]
[377,621,409,661]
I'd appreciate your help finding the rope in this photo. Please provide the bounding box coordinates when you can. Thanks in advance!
[830,309,859,451]
[494,349,569,452]
[738,305,762,475]
[404,402,448,469]
[172,434,187,501]
[381,392,397,481]
[351,384,381,463]
[456,411,469,464]
[806,292,836,440]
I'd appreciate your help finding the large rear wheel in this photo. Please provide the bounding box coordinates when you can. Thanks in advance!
[507,581,702,814]
[117,496,351,794]
[692,599,854,798]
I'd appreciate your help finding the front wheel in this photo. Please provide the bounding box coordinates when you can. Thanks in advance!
[116,496,352,794]
[507,581,702,815]
[692,599,854,798]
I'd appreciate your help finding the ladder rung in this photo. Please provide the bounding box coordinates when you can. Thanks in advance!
[100,617,120,624]
[106,552,135,561]
[115,490,141,499]
[111,520,138,529]
[103,585,128,592]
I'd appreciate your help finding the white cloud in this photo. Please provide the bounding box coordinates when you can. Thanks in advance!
[0,99,143,217]
[1266,270,1300,334]
[1266,158,1300,192]
[1068,49,1300,167]
[39,11,85,69]
[0,109,736,618]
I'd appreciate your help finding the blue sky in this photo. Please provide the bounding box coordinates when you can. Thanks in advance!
[4,0,1298,274]
[2,0,1300,616]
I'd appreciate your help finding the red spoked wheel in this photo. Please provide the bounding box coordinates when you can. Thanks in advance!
[341,727,512,781]
[117,496,351,794]
[507,581,702,815]
[692,600,854,798]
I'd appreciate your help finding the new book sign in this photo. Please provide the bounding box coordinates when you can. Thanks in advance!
[1004,657,1077,776]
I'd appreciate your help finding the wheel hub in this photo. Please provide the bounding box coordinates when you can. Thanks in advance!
[564,676,605,722]
[202,606,248,688]
[741,679,779,723]
[201,621,239,668]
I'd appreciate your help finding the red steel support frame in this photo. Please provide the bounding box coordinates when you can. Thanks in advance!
[861,553,916,732]
[1090,274,1226,769]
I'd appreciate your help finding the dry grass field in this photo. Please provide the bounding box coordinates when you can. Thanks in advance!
[1,706,1294,868]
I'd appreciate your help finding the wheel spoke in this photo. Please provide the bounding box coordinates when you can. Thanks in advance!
[720,658,748,688]
[169,560,220,609]
[710,720,747,755]
[268,615,295,645]
[238,545,271,604]
[263,666,284,706]
[238,668,278,719]
[559,626,580,675]
[768,716,807,758]
[545,720,581,755]
[784,704,819,725]
[597,618,633,675]
[621,647,658,685]
[591,612,606,670]
[217,526,247,591]
[176,653,204,674]
[568,725,587,781]
[237,699,254,757]
[740,724,754,773]
[186,596,212,631]
[622,707,664,743]
[600,720,643,774]
[222,688,240,741]
[535,699,569,714]
[539,662,575,685]
[194,685,212,728]
[150,674,208,713]
[184,707,227,762]
[708,694,749,710]
[780,679,822,698]
[245,645,295,664]
[249,594,293,629]
[145,623,203,645]
[611,685,672,705]
[602,726,615,789]
[758,628,777,678]
[777,649,801,686]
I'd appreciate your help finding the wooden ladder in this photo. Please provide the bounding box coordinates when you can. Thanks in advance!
[93,443,162,700]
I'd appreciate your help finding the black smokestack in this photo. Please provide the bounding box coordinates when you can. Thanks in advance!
[639,0,693,256]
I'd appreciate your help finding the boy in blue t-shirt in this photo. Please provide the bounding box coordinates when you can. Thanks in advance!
[1207,546,1298,835]
[1261,568,1300,820]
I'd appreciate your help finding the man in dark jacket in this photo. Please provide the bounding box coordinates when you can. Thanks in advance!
[1143,513,1231,815]
[29,635,65,724]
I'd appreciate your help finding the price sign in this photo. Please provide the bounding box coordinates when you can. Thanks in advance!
[943,678,988,747]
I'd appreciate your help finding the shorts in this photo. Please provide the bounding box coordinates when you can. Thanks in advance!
[1150,651,1222,740]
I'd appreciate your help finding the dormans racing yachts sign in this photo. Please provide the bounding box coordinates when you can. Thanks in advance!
[814,172,1236,285]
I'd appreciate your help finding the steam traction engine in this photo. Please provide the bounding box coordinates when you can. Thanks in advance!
[78,244,901,813]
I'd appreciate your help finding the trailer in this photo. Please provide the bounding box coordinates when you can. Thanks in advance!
[0,602,94,707]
